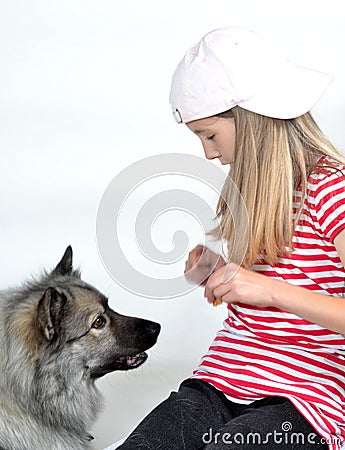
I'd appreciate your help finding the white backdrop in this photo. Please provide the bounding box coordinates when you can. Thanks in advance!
[1,1,345,448]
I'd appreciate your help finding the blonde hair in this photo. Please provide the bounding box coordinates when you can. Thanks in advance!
[209,107,345,268]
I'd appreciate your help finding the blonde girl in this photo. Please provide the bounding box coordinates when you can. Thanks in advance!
[117,27,345,450]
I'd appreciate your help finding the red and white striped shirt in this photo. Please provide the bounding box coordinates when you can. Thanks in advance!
[193,157,345,449]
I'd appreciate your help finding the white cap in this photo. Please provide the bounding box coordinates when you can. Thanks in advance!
[169,27,333,123]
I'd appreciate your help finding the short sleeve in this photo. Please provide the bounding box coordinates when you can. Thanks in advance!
[313,168,345,243]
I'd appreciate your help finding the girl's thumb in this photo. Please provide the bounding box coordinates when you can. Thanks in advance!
[222,262,239,283]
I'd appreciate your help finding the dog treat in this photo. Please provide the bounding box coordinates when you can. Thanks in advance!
[213,298,223,307]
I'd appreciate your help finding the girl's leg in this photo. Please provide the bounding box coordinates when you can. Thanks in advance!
[118,379,237,450]
[203,396,328,450]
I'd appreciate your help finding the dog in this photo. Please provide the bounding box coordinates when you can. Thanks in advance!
[0,246,160,450]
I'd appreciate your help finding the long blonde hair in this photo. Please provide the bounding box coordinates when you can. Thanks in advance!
[209,106,345,268]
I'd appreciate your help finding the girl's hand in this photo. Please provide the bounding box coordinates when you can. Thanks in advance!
[204,263,276,307]
[184,245,225,286]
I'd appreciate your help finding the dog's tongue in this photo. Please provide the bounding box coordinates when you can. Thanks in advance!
[126,352,147,368]
[126,355,139,365]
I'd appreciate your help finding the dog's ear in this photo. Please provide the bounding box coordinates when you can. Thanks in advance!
[52,246,73,276]
[37,287,66,341]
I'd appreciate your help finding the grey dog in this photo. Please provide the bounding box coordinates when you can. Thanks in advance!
[0,246,160,450]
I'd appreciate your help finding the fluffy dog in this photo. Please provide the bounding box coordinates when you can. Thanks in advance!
[0,246,160,450]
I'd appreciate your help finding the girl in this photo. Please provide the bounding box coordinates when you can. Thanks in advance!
[118,27,345,449]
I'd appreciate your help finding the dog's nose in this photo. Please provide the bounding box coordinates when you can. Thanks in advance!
[146,320,161,337]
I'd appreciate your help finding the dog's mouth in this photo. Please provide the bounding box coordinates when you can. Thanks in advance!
[115,352,148,370]
[90,352,148,378]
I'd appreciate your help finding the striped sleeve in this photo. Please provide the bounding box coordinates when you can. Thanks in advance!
[312,168,345,243]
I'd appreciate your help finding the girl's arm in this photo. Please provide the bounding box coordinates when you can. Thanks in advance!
[205,229,345,335]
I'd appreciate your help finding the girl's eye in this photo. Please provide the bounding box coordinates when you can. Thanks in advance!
[92,316,106,329]
[206,135,215,141]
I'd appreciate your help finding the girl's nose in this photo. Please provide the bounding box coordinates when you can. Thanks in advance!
[203,144,221,160]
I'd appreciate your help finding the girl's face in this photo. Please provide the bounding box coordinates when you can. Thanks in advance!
[186,116,236,165]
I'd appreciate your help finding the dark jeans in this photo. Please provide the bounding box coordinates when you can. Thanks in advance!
[118,378,328,450]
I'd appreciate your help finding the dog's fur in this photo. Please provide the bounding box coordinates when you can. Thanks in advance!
[0,247,160,450]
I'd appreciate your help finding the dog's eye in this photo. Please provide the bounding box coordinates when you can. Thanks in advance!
[92,316,106,329]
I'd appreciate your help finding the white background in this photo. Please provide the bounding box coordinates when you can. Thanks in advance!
[1,1,345,448]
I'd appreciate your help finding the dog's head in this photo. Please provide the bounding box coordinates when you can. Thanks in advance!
[28,246,160,379]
